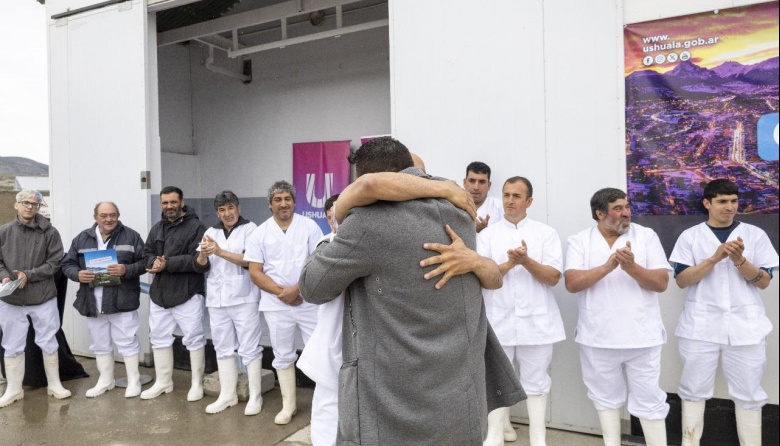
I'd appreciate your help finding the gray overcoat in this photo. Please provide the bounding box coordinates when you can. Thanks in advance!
[300,168,524,446]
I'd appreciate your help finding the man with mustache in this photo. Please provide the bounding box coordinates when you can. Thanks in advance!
[564,188,671,446]
[141,186,210,402]
[245,180,323,425]
[670,179,778,446]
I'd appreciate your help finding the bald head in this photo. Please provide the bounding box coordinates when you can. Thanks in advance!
[411,153,426,173]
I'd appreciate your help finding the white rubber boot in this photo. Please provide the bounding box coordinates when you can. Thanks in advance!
[140,347,174,400]
[484,407,507,446]
[527,394,548,446]
[187,348,205,402]
[274,366,298,424]
[123,354,142,398]
[86,354,115,397]
[0,354,25,408]
[597,408,622,446]
[735,406,762,446]
[244,359,264,416]
[639,418,667,446]
[681,400,705,446]
[43,352,71,399]
[503,405,517,442]
[206,357,238,414]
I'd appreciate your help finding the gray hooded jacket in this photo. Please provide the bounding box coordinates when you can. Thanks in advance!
[0,214,63,306]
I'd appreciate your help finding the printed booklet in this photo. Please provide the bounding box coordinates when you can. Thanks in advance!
[84,248,121,287]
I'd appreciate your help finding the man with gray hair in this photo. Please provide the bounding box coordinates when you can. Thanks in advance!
[62,201,147,398]
[0,190,71,407]
[564,187,671,446]
[245,180,323,425]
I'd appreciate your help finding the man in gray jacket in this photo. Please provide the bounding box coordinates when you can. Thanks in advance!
[300,138,524,445]
[0,190,71,408]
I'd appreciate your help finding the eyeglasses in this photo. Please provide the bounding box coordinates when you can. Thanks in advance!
[18,201,42,209]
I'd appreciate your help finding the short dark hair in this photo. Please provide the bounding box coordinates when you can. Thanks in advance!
[590,188,627,221]
[466,161,491,179]
[504,176,533,198]
[160,186,184,200]
[348,137,414,177]
[267,180,295,204]
[703,179,739,201]
[324,194,339,212]
[214,191,240,210]
[93,201,120,217]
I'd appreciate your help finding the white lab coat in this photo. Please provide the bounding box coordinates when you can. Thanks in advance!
[477,217,565,345]
[244,214,323,312]
[203,221,259,308]
[477,196,504,227]
[565,223,671,349]
[669,221,779,346]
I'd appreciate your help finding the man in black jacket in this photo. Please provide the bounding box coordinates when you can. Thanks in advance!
[62,201,147,398]
[140,186,210,402]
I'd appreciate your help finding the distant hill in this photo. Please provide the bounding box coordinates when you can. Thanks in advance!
[0,156,49,176]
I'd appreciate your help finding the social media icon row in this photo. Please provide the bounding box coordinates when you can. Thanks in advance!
[642,51,691,66]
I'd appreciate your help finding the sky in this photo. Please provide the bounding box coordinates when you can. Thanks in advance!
[624,2,779,76]
[0,1,49,165]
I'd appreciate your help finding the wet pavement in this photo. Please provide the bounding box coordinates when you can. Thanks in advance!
[0,356,312,446]
[0,356,608,445]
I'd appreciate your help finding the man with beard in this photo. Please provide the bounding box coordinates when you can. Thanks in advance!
[564,188,670,446]
[62,201,146,398]
[245,180,323,425]
[140,186,210,402]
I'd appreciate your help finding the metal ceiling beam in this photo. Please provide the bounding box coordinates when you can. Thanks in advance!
[226,18,387,58]
[147,0,202,13]
[195,34,244,51]
[156,0,366,46]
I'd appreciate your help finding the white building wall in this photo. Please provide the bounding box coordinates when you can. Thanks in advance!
[390,0,778,434]
[47,0,158,363]
[44,0,776,435]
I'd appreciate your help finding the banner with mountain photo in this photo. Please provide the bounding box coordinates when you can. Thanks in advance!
[624,2,778,254]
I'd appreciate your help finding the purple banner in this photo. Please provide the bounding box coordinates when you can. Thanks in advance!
[293,141,352,234]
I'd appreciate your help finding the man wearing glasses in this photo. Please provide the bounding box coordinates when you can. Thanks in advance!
[0,190,72,407]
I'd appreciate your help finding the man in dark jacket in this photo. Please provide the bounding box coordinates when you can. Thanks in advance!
[62,201,147,398]
[0,190,71,407]
[299,138,524,445]
[140,186,210,402]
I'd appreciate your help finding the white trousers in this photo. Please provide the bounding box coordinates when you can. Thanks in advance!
[310,380,339,446]
[208,302,263,365]
[501,343,554,395]
[262,306,318,370]
[0,299,59,357]
[678,337,768,410]
[149,295,206,351]
[579,345,669,420]
[87,310,140,357]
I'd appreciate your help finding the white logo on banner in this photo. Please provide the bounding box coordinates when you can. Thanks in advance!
[306,173,333,208]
